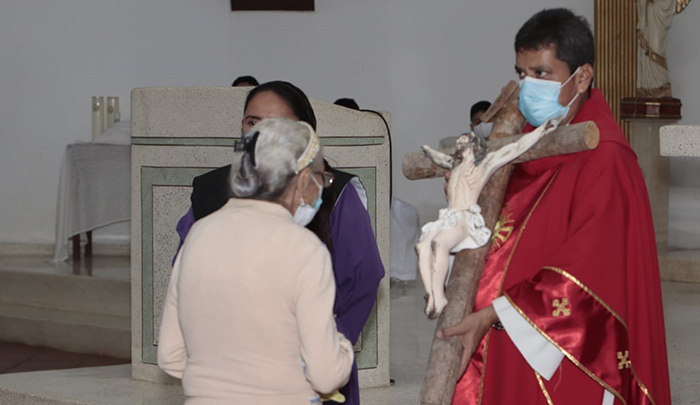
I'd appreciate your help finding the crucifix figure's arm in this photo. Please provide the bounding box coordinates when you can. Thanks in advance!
[421,145,454,170]
[487,118,559,170]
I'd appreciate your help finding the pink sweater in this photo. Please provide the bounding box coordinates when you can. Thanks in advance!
[158,198,353,404]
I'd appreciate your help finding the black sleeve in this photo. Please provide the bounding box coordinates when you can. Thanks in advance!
[191,165,233,220]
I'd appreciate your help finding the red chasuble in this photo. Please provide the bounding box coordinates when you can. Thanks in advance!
[452,89,671,405]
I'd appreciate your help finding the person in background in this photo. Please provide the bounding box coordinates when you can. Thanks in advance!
[159,118,354,404]
[469,100,492,138]
[232,75,259,87]
[439,100,494,151]
[440,8,671,404]
[334,98,360,110]
[442,100,494,195]
[469,100,491,131]
[175,81,384,405]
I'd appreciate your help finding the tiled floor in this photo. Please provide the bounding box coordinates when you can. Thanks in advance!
[0,255,130,280]
[360,278,700,404]
[1,256,699,404]
[0,341,129,374]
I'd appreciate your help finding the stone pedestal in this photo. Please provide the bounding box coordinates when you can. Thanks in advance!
[660,125,700,283]
[130,87,392,389]
[625,119,675,255]
[622,96,681,271]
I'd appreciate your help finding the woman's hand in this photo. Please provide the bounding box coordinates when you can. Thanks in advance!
[436,305,498,376]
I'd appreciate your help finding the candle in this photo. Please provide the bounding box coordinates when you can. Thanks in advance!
[92,96,104,140]
[111,97,120,123]
[106,96,118,129]
[99,96,107,134]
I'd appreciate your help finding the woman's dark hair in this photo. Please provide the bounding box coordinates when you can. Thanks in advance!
[515,8,595,75]
[334,98,360,110]
[232,75,259,86]
[242,81,333,247]
[244,81,317,130]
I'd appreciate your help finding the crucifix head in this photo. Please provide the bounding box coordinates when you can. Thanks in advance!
[454,132,488,167]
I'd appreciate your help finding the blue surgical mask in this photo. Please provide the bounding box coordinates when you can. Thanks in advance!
[519,67,580,127]
[293,174,323,227]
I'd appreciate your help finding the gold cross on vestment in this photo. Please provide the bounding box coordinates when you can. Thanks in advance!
[491,209,514,249]
[617,351,630,369]
[552,298,571,317]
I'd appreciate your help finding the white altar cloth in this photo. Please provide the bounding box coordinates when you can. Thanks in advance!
[52,123,131,262]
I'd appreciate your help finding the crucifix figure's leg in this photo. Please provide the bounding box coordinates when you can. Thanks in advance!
[428,222,469,319]
[416,230,438,316]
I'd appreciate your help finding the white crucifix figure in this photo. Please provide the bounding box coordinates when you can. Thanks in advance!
[416,118,559,319]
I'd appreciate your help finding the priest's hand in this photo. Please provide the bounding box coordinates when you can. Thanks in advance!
[436,305,498,376]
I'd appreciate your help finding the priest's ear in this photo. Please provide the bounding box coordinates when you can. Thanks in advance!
[576,63,594,94]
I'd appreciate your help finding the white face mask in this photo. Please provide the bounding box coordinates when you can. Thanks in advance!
[473,122,493,138]
[293,174,323,227]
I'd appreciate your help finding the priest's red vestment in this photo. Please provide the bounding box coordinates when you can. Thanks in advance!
[452,89,672,405]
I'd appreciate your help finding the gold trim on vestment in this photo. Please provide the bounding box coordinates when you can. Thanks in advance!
[509,268,658,402]
[630,364,657,405]
[496,169,560,295]
[503,294,627,404]
[477,331,492,405]
[487,170,658,404]
[477,169,559,403]
[541,267,629,331]
[535,372,554,405]
[491,208,515,249]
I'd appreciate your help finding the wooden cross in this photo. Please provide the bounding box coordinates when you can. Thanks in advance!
[402,81,600,405]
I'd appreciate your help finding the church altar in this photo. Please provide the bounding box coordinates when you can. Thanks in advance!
[52,139,130,262]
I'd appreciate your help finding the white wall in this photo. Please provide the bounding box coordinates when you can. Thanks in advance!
[667,4,700,249]
[0,0,231,244]
[1,0,698,246]
[228,0,592,224]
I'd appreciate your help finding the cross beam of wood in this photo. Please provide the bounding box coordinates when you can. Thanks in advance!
[413,81,600,405]
[402,122,600,180]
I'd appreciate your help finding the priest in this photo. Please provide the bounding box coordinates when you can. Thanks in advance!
[440,8,672,405]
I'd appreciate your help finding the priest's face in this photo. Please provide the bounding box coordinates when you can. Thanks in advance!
[515,45,591,124]
[241,91,298,134]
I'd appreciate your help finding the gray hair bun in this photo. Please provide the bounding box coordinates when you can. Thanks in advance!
[231,118,317,201]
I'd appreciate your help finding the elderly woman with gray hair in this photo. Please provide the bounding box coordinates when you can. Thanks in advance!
[158,118,354,405]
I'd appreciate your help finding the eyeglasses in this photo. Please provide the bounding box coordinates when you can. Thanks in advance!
[315,171,334,188]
